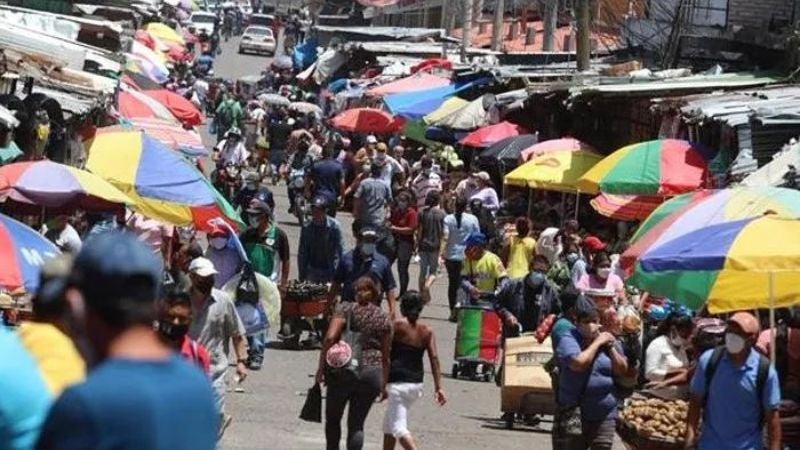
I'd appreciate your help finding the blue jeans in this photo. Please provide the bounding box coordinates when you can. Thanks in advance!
[247,331,267,363]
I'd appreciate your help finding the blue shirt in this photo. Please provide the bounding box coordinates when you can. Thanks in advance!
[334,250,396,302]
[555,328,620,422]
[0,327,51,450]
[36,356,217,450]
[689,348,780,450]
[310,158,344,202]
[442,212,480,261]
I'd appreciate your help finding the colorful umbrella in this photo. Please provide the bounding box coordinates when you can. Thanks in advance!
[145,23,185,45]
[330,108,405,134]
[590,193,664,221]
[423,97,469,124]
[0,161,133,211]
[134,30,157,50]
[577,139,712,196]
[367,73,451,97]
[0,213,59,292]
[122,71,164,91]
[132,40,167,65]
[637,215,800,313]
[479,134,538,162]
[85,130,241,231]
[101,120,207,157]
[118,90,180,123]
[622,187,800,276]
[142,90,204,126]
[503,150,604,193]
[461,121,525,148]
[520,138,595,162]
[126,56,169,84]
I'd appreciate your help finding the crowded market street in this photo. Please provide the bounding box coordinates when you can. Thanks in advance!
[211,37,547,450]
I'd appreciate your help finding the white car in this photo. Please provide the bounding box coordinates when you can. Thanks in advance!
[189,11,216,35]
[239,26,276,55]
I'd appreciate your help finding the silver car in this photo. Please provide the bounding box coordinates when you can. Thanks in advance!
[238,26,276,55]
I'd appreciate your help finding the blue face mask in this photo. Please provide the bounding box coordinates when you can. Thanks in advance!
[566,252,580,265]
[360,243,376,256]
[525,272,546,290]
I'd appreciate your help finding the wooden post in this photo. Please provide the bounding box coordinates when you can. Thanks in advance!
[542,0,557,52]
[576,0,591,71]
[461,0,474,62]
[491,0,505,51]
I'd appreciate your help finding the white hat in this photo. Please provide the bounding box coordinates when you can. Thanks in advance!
[188,257,218,277]
[366,135,378,144]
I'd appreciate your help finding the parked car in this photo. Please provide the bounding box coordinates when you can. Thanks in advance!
[249,13,278,33]
[189,11,217,35]
[238,26,276,55]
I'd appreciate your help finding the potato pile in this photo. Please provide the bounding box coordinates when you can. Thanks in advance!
[619,398,688,441]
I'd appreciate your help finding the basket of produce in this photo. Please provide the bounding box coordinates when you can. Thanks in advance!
[617,397,687,450]
[282,280,329,317]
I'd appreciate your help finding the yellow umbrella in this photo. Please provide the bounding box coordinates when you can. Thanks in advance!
[503,150,604,193]
[145,23,185,46]
[423,97,469,125]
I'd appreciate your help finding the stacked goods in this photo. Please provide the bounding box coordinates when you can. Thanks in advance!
[285,280,328,301]
[618,398,688,445]
[282,280,328,317]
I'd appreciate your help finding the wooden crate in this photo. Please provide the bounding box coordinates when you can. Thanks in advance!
[501,335,556,415]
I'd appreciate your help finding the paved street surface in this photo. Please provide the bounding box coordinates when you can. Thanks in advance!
[209,36,578,450]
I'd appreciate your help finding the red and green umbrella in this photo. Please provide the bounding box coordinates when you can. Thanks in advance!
[577,139,712,196]
[590,193,664,222]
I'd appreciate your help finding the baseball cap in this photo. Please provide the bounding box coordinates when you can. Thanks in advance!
[72,231,163,303]
[473,171,490,182]
[359,226,379,240]
[246,199,272,216]
[376,142,388,152]
[728,311,760,336]
[366,135,378,144]
[188,257,218,277]
[465,232,487,248]
[207,225,229,238]
[583,235,607,252]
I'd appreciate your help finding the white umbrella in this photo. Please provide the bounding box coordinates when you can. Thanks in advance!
[289,102,322,115]
[258,93,291,107]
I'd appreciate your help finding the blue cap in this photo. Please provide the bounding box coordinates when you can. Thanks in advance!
[73,231,162,302]
[464,232,487,248]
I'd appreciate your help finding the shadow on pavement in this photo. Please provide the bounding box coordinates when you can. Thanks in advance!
[462,414,554,434]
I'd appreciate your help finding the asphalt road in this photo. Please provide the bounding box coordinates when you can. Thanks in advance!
[208,36,591,450]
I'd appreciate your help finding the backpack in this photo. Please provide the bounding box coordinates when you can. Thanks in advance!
[704,346,771,423]
[236,263,260,305]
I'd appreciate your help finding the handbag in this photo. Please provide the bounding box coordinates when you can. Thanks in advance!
[325,308,363,382]
[299,383,322,423]
[236,263,260,306]
[554,356,596,439]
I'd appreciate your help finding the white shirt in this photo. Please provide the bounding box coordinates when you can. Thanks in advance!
[411,171,442,207]
[216,139,250,166]
[45,223,82,254]
[645,334,689,381]
[193,79,209,99]
[536,227,563,265]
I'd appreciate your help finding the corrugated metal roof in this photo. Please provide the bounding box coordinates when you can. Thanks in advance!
[572,73,779,96]
[314,26,445,41]
[676,85,800,127]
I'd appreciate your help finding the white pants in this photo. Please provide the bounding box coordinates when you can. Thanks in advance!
[383,383,424,438]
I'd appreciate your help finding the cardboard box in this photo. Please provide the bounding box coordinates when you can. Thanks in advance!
[501,335,556,414]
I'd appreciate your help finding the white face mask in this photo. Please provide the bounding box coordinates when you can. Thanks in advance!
[725,332,747,355]
[597,267,612,279]
[210,237,227,250]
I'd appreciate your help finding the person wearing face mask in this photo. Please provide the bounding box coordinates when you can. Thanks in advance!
[553,295,628,450]
[330,226,398,318]
[187,257,248,439]
[205,226,243,288]
[390,192,418,296]
[685,311,781,450]
[240,199,290,289]
[576,252,627,304]
[298,196,344,283]
[455,171,481,202]
[460,233,507,302]
[234,170,274,217]
[494,255,559,336]
[411,156,442,209]
[37,232,218,450]
[644,313,694,387]
[156,291,210,374]
[570,235,606,290]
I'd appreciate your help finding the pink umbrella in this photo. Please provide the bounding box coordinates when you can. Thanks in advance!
[366,73,451,97]
[460,121,525,148]
[520,137,595,162]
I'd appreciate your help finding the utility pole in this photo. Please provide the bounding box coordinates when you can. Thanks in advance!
[542,0,558,52]
[575,0,591,71]
[461,0,474,62]
[491,0,505,51]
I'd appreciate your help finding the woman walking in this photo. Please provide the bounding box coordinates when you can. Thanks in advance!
[441,197,480,322]
[383,291,447,450]
[317,277,392,450]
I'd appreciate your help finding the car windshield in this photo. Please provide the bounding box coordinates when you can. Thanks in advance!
[247,28,272,36]
[193,15,215,23]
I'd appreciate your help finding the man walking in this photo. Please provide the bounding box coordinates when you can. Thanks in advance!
[298,196,344,283]
[685,311,781,450]
[37,232,218,450]
[416,191,446,292]
[308,145,345,217]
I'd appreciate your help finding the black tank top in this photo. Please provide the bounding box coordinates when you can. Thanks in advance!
[388,341,425,383]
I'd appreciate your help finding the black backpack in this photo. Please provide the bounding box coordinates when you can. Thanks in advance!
[236,263,260,305]
[704,346,771,423]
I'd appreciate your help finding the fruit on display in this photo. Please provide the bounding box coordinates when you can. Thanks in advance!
[619,398,688,441]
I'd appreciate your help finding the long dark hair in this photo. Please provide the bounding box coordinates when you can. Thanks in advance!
[400,290,424,325]
[454,196,468,228]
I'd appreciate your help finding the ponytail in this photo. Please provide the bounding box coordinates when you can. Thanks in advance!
[455,197,468,229]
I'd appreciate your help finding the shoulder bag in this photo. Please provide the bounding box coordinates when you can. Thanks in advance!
[325,308,363,382]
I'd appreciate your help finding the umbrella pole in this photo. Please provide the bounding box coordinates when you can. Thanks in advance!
[560,192,566,226]
[770,272,776,362]
[574,190,580,220]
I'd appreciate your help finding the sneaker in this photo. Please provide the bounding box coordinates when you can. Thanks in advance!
[249,357,263,371]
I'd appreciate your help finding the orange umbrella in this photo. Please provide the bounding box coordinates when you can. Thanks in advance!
[143,90,204,126]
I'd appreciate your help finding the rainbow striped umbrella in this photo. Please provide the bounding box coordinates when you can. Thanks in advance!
[637,215,800,313]
[0,160,133,211]
[105,119,207,157]
[85,130,242,231]
[0,212,59,292]
[590,193,664,221]
[577,139,713,196]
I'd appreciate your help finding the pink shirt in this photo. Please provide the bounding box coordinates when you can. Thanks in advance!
[126,212,175,255]
[577,273,625,297]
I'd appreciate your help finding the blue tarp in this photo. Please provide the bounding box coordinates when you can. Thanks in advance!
[293,37,319,70]
[385,78,492,120]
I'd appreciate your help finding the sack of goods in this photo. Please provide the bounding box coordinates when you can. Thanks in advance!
[618,397,688,447]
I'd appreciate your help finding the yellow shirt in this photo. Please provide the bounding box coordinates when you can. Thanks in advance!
[507,236,536,279]
[17,322,86,396]
[462,251,507,293]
